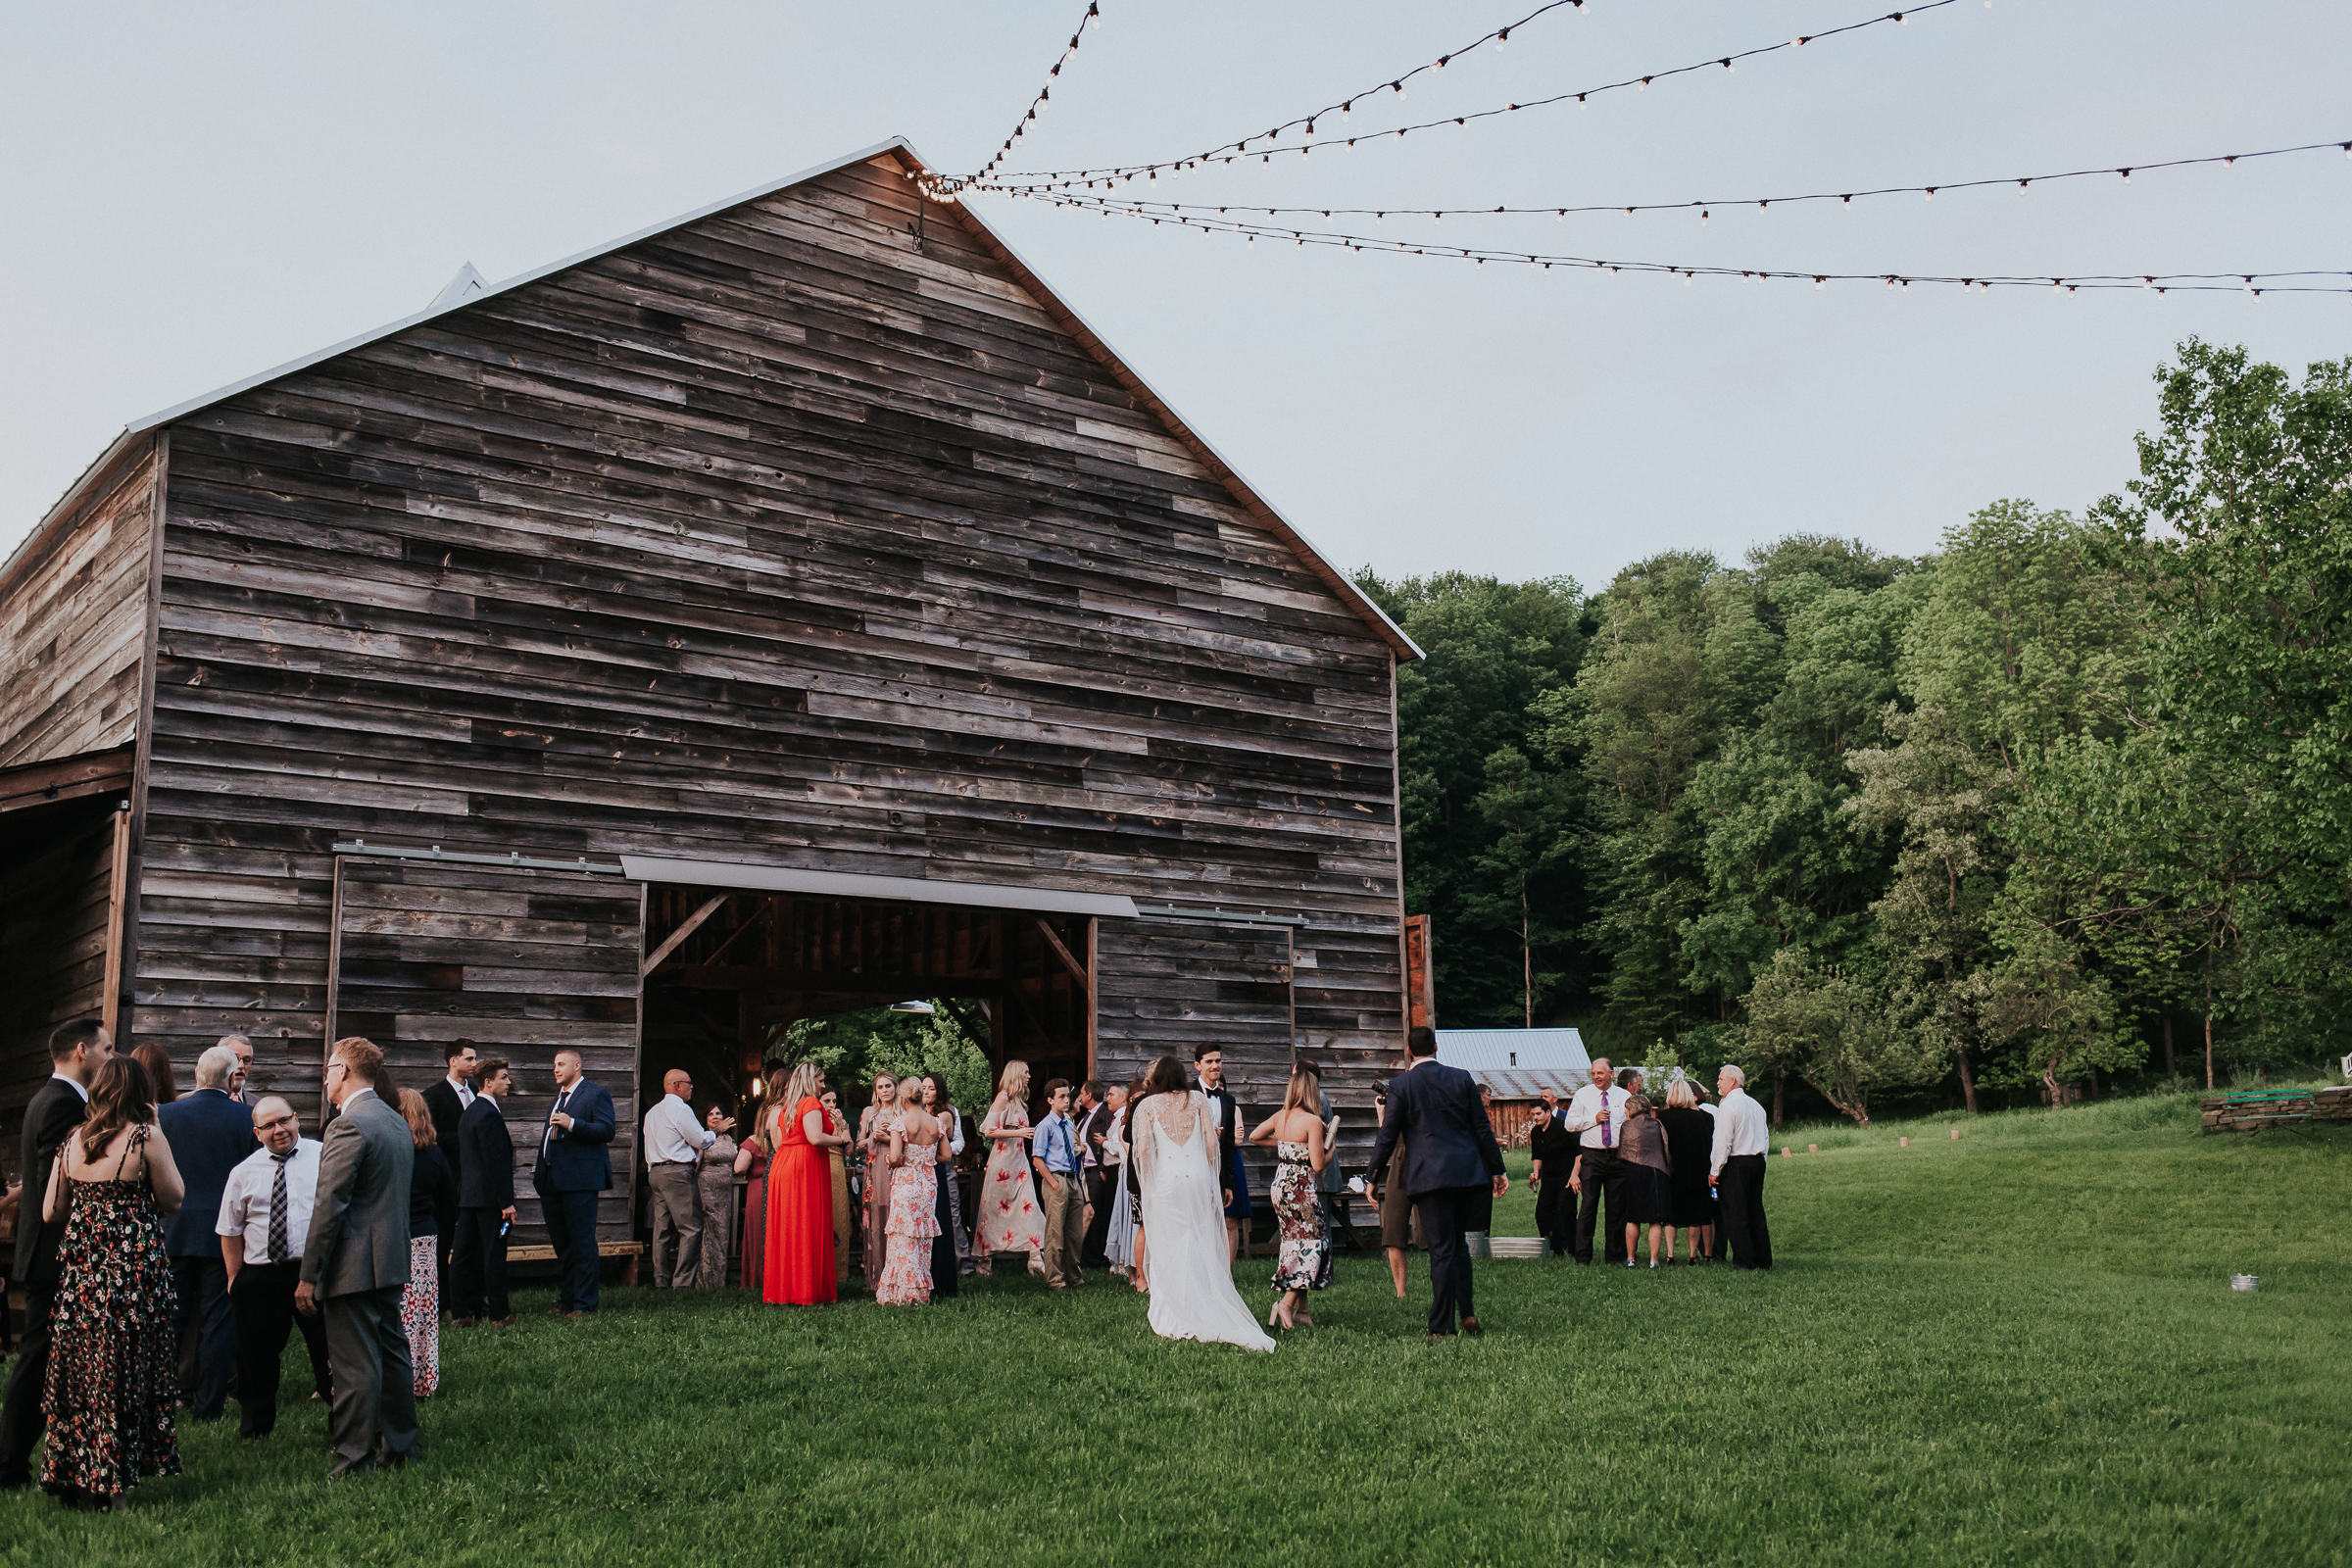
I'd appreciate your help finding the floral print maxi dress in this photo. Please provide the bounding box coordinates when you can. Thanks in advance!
[42,1128,181,1501]
[1269,1142,1332,1294]
[976,1102,1046,1259]
[875,1145,940,1306]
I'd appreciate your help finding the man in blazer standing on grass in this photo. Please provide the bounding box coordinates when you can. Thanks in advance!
[533,1049,613,1317]
[1365,1026,1508,1341]
[297,1036,418,1476]
[451,1058,518,1327]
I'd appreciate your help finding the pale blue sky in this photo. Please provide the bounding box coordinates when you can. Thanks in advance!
[4,1,2346,592]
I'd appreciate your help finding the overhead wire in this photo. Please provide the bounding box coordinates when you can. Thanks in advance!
[968,1,1105,187]
[996,136,2352,223]
[963,0,1964,194]
[1013,195,2352,295]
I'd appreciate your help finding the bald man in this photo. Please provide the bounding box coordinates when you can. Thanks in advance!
[218,1097,331,1437]
[642,1068,715,1288]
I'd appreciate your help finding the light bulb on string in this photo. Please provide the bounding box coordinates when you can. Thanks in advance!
[1087,3,1100,28]
[1496,27,1509,51]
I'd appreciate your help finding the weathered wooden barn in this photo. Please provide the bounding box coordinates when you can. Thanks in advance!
[0,139,1419,1254]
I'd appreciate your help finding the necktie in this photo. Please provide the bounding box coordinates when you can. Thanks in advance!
[267,1151,293,1264]
[547,1088,571,1155]
[1599,1091,1612,1149]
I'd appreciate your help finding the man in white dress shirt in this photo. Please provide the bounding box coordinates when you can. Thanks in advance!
[1561,1058,1630,1265]
[219,1097,332,1438]
[642,1068,716,1288]
[1708,1064,1774,1270]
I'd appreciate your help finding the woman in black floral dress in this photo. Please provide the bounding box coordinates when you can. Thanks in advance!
[1248,1065,1333,1332]
[37,1055,185,1510]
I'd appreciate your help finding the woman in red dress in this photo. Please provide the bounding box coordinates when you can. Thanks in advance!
[762,1062,849,1304]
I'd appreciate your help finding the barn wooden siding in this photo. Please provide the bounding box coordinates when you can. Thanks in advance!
[121,150,1405,1217]
[0,444,159,770]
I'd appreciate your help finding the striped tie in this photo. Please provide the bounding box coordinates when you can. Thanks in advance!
[268,1151,293,1263]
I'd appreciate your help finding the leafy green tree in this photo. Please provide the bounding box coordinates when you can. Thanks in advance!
[1468,744,1580,1026]
[1357,570,1590,1026]
[1740,948,1939,1127]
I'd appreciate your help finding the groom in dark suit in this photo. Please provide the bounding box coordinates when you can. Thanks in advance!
[1365,1026,1508,1340]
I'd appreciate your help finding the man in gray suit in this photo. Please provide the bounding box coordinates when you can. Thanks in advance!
[296,1036,418,1476]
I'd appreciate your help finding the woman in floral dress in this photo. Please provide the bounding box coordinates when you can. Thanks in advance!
[974,1059,1045,1276]
[39,1055,185,1510]
[397,1089,456,1396]
[1248,1064,1333,1332]
[858,1072,898,1287]
[875,1078,942,1305]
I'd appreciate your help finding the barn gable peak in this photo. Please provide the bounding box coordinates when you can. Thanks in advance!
[30,137,1418,662]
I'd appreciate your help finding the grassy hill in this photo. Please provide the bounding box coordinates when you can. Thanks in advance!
[7,1091,2343,1567]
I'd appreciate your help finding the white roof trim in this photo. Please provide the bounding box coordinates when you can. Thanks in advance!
[618,855,1141,918]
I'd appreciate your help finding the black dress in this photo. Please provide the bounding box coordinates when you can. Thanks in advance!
[1658,1107,1718,1227]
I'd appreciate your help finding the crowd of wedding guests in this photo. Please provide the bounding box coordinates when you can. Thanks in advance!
[0,1012,1773,1509]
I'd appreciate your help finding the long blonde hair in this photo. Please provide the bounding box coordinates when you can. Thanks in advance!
[1282,1065,1322,1115]
[781,1061,823,1111]
[998,1058,1030,1106]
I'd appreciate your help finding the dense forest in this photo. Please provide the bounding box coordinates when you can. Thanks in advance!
[1356,341,2352,1122]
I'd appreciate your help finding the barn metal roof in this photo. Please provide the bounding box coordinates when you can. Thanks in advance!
[1471,1066,1588,1100]
[11,138,1420,663]
[1435,1027,1591,1074]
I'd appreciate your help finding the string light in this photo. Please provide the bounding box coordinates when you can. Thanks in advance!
[964,2,1103,189]
[1014,193,2352,293]
[1003,137,2351,226]
[978,0,1961,192]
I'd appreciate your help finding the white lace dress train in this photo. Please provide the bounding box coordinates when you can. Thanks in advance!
[1133,1092,1275,1353]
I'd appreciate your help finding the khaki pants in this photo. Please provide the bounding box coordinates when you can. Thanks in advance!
[647,1164,703,1288]
[1040,1168,1085,1287]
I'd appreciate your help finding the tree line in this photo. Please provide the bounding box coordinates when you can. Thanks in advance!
[1356,341,2352,1122]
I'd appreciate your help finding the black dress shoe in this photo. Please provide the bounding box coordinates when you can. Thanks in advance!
[1460,1316,1483,1336]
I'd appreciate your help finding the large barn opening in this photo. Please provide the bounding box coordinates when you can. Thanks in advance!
[638,888,1095,1135]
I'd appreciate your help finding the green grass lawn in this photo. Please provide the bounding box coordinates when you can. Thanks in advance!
[5,1092,2344,1567]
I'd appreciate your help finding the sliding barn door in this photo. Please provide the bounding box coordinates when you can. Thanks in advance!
[328,858,643,1250]
[1094,917,1295,1201]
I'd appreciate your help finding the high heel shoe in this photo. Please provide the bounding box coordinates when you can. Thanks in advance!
[1268,1299,1297,1331]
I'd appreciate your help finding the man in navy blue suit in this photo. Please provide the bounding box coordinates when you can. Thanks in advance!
[1364,1026,1509,1340]
[159,1043,260,1419]
[532,1049,614,1317]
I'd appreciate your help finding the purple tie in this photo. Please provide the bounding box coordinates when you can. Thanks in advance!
[1599,1091,1612,1149]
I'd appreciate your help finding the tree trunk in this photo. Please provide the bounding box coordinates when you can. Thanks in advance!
[2203,962,2216,1091]
[1521,891,1533,1031]
[2162,1013,2175,1078]
[1772,1070,1785,1127]
[1955,1043,1980,1114]
[2043,1049,2064,1111]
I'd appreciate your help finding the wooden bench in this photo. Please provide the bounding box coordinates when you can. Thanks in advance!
[503,1240,650,1284]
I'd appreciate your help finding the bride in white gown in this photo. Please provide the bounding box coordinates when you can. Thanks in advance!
[1130,1056,1277,1353]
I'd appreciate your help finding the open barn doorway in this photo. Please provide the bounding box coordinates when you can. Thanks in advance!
[638,889,1094,1286]
[638,888,1095,1145]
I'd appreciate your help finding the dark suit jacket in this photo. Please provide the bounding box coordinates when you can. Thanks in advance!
[1200,1084,1238,1172]
[533,1078,614,1192]
[420,1078,468,1182]
[457,1097,515,1209]
[1365,1059,1506,1198]
[156,1087,258,1257]
[12,1075,87,1284]
[300,1088,414,1298]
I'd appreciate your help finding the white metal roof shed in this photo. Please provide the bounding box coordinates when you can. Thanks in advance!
[1434,1027,1591,1076]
